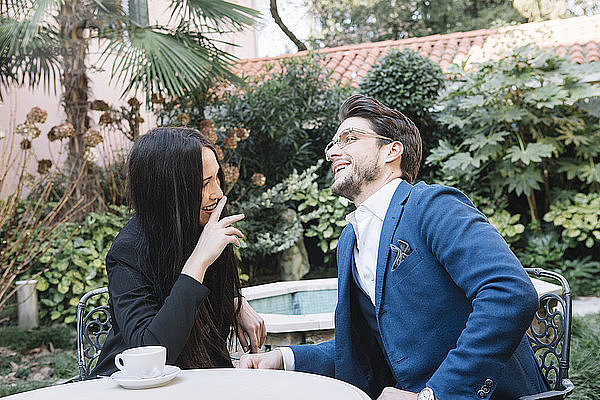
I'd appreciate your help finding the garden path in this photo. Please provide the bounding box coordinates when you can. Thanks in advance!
[573,297,600,316]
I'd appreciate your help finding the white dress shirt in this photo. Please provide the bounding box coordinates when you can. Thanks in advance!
[278,178,402,371]
[346,178,402,305]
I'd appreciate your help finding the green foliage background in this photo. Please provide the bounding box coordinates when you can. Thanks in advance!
[428,45,600,295]
[210,54,352,193]
[24,206,130,324]
[359,49,446,179]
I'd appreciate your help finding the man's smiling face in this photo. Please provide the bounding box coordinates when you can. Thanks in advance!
[326,117,386,203]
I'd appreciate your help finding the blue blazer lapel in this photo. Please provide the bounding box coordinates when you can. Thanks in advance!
[374,180,413,317]
[334,224,364,383]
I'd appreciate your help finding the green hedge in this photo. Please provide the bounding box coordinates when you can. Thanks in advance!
[24,206,130,324]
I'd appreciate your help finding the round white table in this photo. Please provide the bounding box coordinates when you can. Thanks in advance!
[5,369,371,400]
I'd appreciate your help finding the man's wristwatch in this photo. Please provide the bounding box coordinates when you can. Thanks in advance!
[417,387,436,400]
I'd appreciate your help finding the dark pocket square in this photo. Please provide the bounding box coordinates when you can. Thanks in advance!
[390,239,413,271]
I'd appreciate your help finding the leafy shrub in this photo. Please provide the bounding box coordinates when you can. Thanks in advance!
[359,49,446,179]
[482,208,525,244]
[359,48,444,129]
[517,230,600,296]
[24,206,130,324]
[0,325,74,351]
[209,53,351,193]
[544,192,600,248]
[428,45,600,224]
[233,165,321,275]
[295,183,351,265]
[518,231,569,271]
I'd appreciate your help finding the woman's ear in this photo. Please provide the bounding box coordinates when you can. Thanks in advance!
[385,141,404,163]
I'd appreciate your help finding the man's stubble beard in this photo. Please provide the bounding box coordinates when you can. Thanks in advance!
[331,159,381,202]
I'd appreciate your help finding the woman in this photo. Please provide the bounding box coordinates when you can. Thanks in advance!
[93,127,265,377]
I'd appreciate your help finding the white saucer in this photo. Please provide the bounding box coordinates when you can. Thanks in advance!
[111,365,180,389]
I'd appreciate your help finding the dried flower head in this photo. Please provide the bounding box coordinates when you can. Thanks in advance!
[84,147,99,163]
[213,145,225,161]
[16,122,40,138]
[199,120,218,143]
[128,97,141,108]
[251,173,266,187]
[230,127,249,141]
[22,173,35,187]
[222,163,240,185]
[30,124,41,138]
[99,112,114,125]
[83,129,103,147]
[136,116,145,124]
[90,100,109,111]
[222,134,239,150]
[20,138,32,150]
[37,159,53,175]
[150,93,165,104]
[176,113,190,126]
[199,119,215,130]
[26,106,48,124]
[17,122,42,139]
[47,126,59,141]
[56,122,75,139]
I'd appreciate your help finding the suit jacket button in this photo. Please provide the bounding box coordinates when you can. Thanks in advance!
[477,390,487,398]
[482,386,491,394]
[485,378,494,387]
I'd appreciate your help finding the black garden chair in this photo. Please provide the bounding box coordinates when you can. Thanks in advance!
[73,287,112,381]
[519,268,574,400]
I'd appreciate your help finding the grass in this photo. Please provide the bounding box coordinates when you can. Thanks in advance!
[569,313,600,400]
[0,325,77,397]
[0,325,74,352]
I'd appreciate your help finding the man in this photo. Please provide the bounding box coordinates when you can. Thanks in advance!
[239,95,548,400]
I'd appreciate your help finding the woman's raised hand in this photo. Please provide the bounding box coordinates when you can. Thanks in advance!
[182,196,244,283]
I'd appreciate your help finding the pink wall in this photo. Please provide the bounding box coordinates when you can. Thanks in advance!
[0,0,258,197]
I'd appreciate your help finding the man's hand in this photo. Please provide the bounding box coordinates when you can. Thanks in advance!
[234,296,266,353]
[377,387,418,400]
[238,349,284,369]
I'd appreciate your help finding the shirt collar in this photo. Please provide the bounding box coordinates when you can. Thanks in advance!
[346,178,403,226]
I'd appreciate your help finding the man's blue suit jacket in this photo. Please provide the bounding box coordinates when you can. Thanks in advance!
[290,181,547,399]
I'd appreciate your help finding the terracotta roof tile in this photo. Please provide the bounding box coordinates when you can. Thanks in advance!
[234,15,600,87]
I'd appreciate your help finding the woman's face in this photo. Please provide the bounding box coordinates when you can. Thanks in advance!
[199,146,223,226]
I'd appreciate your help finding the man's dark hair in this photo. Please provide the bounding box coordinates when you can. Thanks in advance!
[339,94,422,183]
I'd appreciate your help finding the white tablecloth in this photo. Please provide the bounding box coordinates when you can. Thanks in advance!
[5,369,371,400]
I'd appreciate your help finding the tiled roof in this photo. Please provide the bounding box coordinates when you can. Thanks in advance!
[234,15,600,87]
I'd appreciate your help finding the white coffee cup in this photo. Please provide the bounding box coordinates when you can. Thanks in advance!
[114,346,167,378]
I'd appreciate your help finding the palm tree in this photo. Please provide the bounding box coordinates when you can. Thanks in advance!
[0,0,258,215]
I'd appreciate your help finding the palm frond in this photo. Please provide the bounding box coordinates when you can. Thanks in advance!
[23,0,61,44]
[99,26,239,100]
[0,0,61,52]
[0,18,61,100]
[168,0,259,33]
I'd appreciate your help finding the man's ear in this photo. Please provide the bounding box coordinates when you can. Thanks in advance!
[385,141,404,163]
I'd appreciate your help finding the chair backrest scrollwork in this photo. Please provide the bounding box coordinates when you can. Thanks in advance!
[76,287,111,380]
[525,268,572,392]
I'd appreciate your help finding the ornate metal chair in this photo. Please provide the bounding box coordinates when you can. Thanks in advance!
[74,287,112,381]
[520,268,574,400]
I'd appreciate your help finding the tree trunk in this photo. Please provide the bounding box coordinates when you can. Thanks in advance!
[59,0,104,218]
[269,0,307,52]
[526,188,538,224]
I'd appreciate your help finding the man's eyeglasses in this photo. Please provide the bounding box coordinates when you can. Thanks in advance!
[325,127,393,160]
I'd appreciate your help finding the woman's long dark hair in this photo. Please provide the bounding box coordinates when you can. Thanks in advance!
[127,126,241,368]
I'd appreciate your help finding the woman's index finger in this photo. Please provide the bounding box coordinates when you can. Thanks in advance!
[209,196,227,223]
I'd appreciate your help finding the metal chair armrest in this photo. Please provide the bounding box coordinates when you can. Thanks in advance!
[518,379,575,400]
